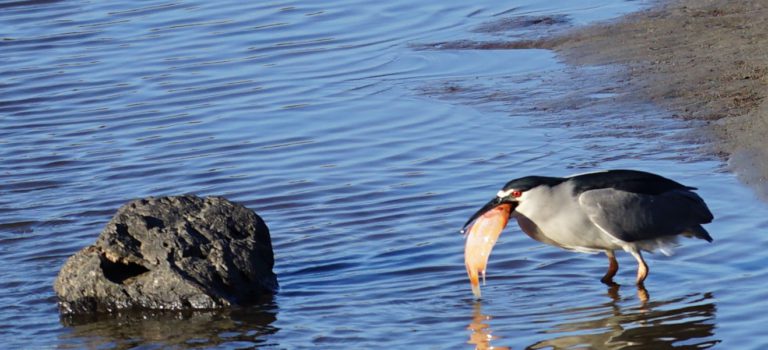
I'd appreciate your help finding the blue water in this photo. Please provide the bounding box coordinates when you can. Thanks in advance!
[2,0,768,348]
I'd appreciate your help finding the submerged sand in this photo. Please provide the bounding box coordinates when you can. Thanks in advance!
[550,0,768,196]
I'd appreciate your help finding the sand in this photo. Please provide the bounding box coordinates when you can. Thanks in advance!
[549,0,768,197]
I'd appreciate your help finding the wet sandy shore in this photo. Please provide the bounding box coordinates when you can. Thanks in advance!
[550,0,768,197]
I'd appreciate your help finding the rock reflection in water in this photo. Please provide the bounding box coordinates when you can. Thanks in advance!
[469,289,719,349]
[58,303,277,349]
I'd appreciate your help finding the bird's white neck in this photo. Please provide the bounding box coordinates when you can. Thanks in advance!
[515,183,572,219]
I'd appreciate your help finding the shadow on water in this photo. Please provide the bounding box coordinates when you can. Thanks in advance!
[468,287,719,349]
[57,302,278,349]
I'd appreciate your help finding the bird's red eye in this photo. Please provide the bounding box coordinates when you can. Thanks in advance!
[512,190,522,198]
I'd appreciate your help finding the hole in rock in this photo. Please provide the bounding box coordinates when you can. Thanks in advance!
[143,216,164,230]
[100,256,150,284]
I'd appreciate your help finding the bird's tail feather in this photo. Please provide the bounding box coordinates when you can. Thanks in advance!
[685,225,713,242]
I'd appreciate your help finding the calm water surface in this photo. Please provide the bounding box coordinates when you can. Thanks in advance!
[2,0,768,349]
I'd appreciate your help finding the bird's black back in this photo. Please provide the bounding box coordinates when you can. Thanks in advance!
[572,170,714,242]
[568,169,693,196]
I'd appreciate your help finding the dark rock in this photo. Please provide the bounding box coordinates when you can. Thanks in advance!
[54,195,278,314]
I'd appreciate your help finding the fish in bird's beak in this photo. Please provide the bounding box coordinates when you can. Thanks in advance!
[462,197,516,299]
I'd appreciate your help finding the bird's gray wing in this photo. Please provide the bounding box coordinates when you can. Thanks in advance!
[577,188,712,243]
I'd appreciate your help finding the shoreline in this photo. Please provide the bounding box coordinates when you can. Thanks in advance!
[548,0,768,197]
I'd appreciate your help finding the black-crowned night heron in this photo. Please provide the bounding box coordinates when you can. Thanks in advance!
[462,169,713,298]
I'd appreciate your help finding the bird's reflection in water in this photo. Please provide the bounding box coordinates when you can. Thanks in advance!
[58,301,278,350]
[468,287,719,349]
[467,302,510,350]
[606,284,649,306]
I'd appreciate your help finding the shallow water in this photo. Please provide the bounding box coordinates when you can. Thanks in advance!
[2,0,768,349]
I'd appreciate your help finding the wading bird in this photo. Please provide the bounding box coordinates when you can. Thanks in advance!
[462,169,713,298]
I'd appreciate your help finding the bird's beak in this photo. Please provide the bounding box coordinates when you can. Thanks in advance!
[461,197,516,235]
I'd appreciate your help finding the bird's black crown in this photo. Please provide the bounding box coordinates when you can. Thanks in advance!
[502,176,565,192]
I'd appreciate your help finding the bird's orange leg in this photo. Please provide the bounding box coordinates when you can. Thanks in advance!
[630,249,649,286]
[600,250,619,285]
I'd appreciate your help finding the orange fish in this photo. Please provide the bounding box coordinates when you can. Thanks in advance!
[464,203,511,299]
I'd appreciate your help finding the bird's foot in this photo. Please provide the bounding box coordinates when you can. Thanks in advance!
[600,276,618,286]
